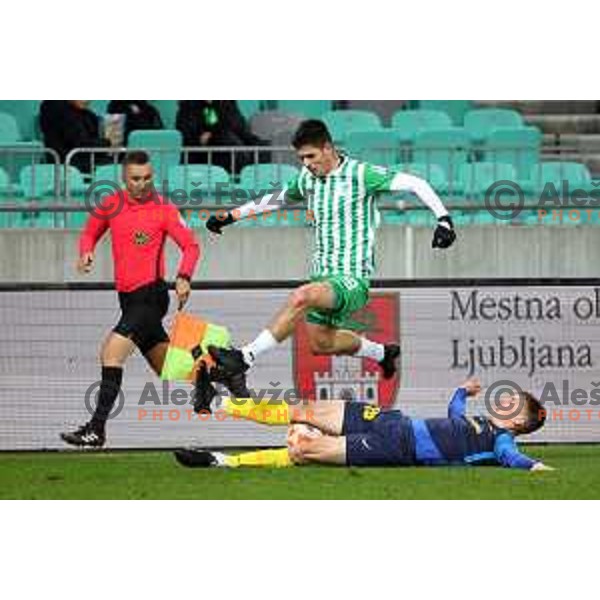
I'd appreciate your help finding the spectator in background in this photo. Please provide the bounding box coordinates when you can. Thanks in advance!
[107,100,163,143]
[176,100,268,173]
[39,101,112,173]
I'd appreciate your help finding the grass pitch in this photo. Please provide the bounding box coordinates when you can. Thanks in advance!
[1,445,598,499]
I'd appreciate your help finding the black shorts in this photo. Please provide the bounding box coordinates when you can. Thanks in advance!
[113,280,170,355]
[342,402,417,467]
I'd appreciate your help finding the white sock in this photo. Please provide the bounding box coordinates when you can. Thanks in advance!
[242,329,279,366]
[355,337,385,362]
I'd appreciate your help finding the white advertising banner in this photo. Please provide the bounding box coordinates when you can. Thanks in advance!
[1,283,599,449]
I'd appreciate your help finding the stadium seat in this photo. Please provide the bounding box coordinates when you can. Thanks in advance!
[64,165,87,198]
[89,101,109,116]
[236,164,304,228]
[19,164,61,198]
[277,101,332,119]
[418,101,472,125]
[413,128,470,181]
[93,163,123,183]
[458,162,518,199]
[168,164,231,195]
[398,163,449,194]
[391,110,453,143]
[0,113,20,143]
[0,140,45,173]
[65,164,120,228]
[322,110,382,143]
[483,127,542,179]
[149,101,178,128]
[383,163,448,225]
[0,101,40,141]
[128,129,182,182]
[236,100,264,120]
[15,165,64,228]
[464,109,524,143]
[528,161,592,196]
[250,110,305,144]
[0,166,11,195]
[345,130,402,166]
[239,163,299,191]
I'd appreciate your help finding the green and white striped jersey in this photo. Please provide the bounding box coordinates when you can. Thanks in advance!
[286,156,395,279]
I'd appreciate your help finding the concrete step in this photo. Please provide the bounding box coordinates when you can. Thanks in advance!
[474,100,599,115]
[525,114,600,134]
[543,133,600,151]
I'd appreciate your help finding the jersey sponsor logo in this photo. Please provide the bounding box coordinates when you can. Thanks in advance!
[292,293,401,408]
[133,230,150,246]
[362,406,381,422]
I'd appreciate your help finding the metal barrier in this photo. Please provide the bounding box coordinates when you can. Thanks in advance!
[0,143,598,228]
[0,146,62,228]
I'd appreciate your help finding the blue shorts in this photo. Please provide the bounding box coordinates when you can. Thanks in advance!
[342,402,416,467]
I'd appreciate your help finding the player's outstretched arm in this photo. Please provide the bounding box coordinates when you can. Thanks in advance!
[388,172,456,249]
[205,190,285,235]
[494,432,546,471]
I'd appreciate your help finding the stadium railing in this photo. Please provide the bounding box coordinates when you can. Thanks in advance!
[0,144,597,228]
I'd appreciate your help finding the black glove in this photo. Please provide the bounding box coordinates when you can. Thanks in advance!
[432,215,456,249]
[206,211,236,235]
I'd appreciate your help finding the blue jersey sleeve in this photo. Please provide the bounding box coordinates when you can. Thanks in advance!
[494,432,538,470]
[447,387,468,419]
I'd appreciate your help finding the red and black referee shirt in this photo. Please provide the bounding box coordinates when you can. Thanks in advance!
[79,192,200,292]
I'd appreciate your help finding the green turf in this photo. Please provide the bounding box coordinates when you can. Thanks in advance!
[0,445,598,499]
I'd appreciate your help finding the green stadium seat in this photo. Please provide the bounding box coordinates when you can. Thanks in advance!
[149,101,178,128]
[482,127,541,179]
[0,113,20,143]
[89,101,109,116]
[397,163,449,194]
[129,129,182,182]
[237,101,264,120]
[0,101,41,141]
[62,167,88,227]
[413,128,470,181]
[528,161,592,196]
[391,110,453,143]
[239,163,299,190]
[382,163,449,226]
[237,164,304,228]
[0,167,12,227]
[0,167,11,195]
[322,110,382,143]
[93,163,122,183]
[277,101,332,119]
[19,164,61,198]
[16,164,66,228]
[167,165,231,228]
[464,108,524,143]
[0,141,45,183]
[345,130,402,166]
[458,162,518,199]
[168,164,231,195]
[418,101,472,125]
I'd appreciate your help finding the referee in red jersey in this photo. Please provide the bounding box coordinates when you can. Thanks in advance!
[61,151,200,447]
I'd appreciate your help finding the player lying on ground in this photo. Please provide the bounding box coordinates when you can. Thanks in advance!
[205,119,456,388]
[174,378,553,471]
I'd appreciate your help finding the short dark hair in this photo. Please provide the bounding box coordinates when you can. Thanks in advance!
[519,392,546,435]
[122,151,150,167]
[292,119,333,149]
